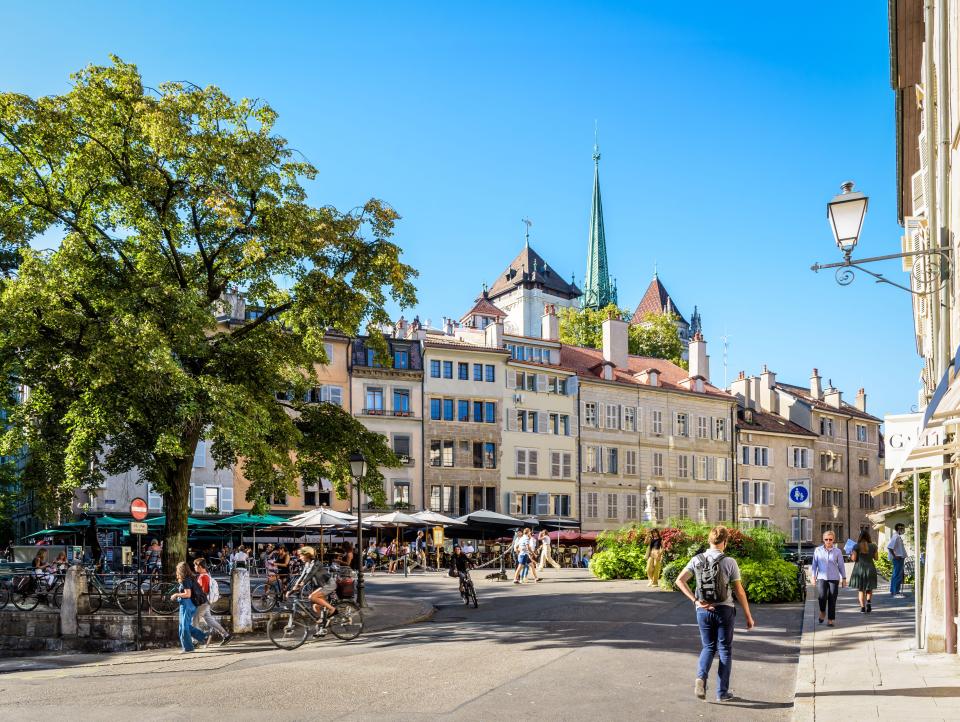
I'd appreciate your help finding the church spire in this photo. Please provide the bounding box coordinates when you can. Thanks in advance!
[583,129,616,310]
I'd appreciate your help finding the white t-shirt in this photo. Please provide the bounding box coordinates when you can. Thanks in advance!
[515,536,532,555]
[682,549,741,607]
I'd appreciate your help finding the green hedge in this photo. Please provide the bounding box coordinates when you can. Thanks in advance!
[739,559,800,603]
[875,555,914,585]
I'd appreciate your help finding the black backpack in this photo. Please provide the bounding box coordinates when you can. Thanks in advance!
[693,553,729,604]
[188,578,208,607]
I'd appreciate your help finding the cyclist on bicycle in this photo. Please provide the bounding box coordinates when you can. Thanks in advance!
[449,545,473,585]
[286,547,338,636]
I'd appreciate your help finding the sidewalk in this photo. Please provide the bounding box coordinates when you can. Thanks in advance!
[793,581,960,721]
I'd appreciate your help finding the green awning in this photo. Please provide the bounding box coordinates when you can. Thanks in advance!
[215,512,289,527]
[60,515,132,528]
[23,528,68,539]
[142,515,219,528]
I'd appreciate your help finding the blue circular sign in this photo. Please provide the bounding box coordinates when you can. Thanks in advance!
[790,485,809,503]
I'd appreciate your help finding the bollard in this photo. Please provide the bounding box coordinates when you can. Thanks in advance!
[231,567,252,633]
[59,564,87,636]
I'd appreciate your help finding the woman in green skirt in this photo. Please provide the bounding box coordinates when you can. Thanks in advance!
[850,528,879,613]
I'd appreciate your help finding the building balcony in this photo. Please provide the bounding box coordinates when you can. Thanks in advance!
[361,408,417,418]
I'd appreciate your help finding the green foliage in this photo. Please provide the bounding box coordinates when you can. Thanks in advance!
[628,312,687,368]
[738,559,800,603]
[875,555,915,586]
[0,57,417,564]
[902,472,929,551]
[557,304,628,349]
[660,557,693,591]
[738,526,786,562]
[589,545,647,580]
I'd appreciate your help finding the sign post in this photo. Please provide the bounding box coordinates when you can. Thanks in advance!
[130,498,148,651]
[788,480,812,561]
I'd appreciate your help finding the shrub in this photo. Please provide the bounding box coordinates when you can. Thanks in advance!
[875,555,914,585]
[590,546,647,580]
[739,527,786,562]
[659,556,692,591]
[738,558,799,603]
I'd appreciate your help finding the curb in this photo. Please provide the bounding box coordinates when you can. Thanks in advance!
[791,586,817,722]
[364,600,436,632]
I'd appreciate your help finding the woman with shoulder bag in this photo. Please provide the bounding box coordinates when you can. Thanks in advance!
[645,528,664,587]
[849,528,879,613]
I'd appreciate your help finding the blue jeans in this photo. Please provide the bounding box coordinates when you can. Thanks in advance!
[890,557,905,595]
[178,599,207,651]
[696,605,735,698]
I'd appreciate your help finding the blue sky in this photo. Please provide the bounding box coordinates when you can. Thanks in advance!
[2,2,915,420]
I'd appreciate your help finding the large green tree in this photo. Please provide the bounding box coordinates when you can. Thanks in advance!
[558,305,687,367]
[0,57,416,567]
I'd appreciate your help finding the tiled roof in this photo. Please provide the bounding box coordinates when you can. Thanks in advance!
[488,244,581,301]
[559,344,732,399]
[776,382,881,422]
[422,339,511,355]
[459,293,507,325]
[631,276,688,325]
[736,406,817,437]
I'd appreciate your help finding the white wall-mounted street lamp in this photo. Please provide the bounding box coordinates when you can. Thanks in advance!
[827,181,868,256]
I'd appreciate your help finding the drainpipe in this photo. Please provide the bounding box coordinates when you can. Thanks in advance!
[845,418,852,538]
[731,405,738,525]
[576,383,583,531]
[946,469,957,654]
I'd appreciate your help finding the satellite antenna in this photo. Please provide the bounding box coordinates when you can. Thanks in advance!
[522,218,532,246]
[720,329,731,389]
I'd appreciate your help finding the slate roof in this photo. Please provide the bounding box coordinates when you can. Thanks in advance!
[631,275,688,325]
[488,244,581,301]
[776,382,881,423]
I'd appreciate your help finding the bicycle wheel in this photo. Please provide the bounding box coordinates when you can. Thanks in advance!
[252,583,279,613]
[148,581,179,615]
[113,579,142,615]
[460,583,470,606]
[84,584,103,613]
[468,583,478,609]
[12,580,40,611]
[267,608,311,650]
[329,600,364,641]
[0,581,8,610]
[51,581,65,609]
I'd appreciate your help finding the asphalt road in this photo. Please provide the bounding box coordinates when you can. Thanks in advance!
[0,569,802,721]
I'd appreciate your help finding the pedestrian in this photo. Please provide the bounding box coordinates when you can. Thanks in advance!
[537,530,560,571]
[170,561,208,653]
[415,530,427,568]
[274,545,290,589]
[192,558,232,646]
[886,523,907,598]
[811,530,847,626]
[364,540,377,573]
[145,539,163,576]
[675,525,755,703]
[512,528,539,583]
[387,539,399,574]
[849,528,879,613]
[645,528,664,587]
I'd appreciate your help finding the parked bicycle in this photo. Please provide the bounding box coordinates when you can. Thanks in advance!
[788,553,808,602]
[11,572,58,611]
[252,575,286,614]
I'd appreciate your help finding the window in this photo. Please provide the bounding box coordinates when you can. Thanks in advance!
[740,480,751,505]
[605,404,620,430]
[430,485,454,513]
[675,412,688,437]
[393,348,409,369]
[651,410,663,435]
[586,492,599,518]
[742,446,751,465]
[551,451,572,479]
[323,342,334,362]
[606,493,618,519]
[821,488,843,507]
[585,446,600,473]
[442,361,453,379]
[472,442,484,469]
[858,458,869,476]
[715,418,727,441]
[623,406,636,432]
[458,399,470,422]
[698,497,709,522]
[473,401,483,422]
[442,398,454,421]
[584,402,598,427]
[393,388,410,413]
[752,481,771,505]
[393,481,410,506]
[626,495,639,520]
[366,348,382,367]
[717,498,728,522]
[791,447,812,469]
[458,362,469,380]
[856,424,868,442]
[791,516,813,543]
[204,486,220,511]
[551,494,571,516]
[430,360,441,378]
[393,435,411,459]
[820,452,843,472]
[473,363,483,381]
[753,447,769,467]
[429,439,441,466]
[820,417,834,436]
[820,522,844,541]
[269,490,287,505]
[430,398,441,420]
[366,386,384,411]
[859,492,875,510]
[606,448,619,474]
[442,440,454,467]
[548,376,566,394]
[484,442,496,469]
[485,364,495,382]
[652,452,664,477]
[744,518,770,529]
[697,416,709,439]
[678,497,689,519]
[484,402,496,423]
[303,481,330,508]
[678,455,689,479]
[516,449,538,476]
[653,494,664,521]
[625,450,637,475]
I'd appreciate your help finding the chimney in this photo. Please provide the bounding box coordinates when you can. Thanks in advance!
[602,313,629,369]
[688,332,709,382]
[750,375,761,409]
[810,368,823,400]
[729,372,754,409]
[443,317,454,336]
[484,320,504,349]
[824,382,842,409]
[759,364,778,414]
[395,316,408,340]
[855,387,866,412]
[541,304,559,341]
[635,369,660,387]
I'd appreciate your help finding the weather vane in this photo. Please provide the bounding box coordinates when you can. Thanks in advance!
[522,218,532,246]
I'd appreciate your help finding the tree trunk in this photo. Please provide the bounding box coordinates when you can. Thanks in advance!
[161,430,201,573]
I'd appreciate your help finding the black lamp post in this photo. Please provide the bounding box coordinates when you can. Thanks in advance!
[349,452,368,607]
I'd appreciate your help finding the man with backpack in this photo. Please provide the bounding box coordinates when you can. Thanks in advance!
[675,525,755,704]
[193,558,232,646]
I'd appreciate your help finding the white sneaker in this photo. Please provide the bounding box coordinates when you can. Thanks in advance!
[695,678,706,699]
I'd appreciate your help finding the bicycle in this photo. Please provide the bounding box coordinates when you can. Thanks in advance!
[266,592,364,650]
[11,572,57,611]
[252,575,286,613]
[458,570,478,608]
[794,556,808,603]
[51,566,105,613]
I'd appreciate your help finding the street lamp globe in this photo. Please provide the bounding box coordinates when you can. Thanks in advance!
[349,452,367,480]
[827,181,868,254]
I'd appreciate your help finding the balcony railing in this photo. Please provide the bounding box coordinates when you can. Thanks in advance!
[361,408,415,418]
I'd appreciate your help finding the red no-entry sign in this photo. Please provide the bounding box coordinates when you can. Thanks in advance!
[130,497,148,521]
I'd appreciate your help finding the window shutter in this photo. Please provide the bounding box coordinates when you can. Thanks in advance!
[692,456,698,480]
[566,375,578,395]
[617,405,623,430]
[507,491,518,515]
[147,485,163,511]
[220,486,234,513]
[507,370,516,389]
[636,407,643,434]
[536,492,550,515]
[191,485,205,512]
[536,374,546,393]
[529,450,539,476]
[538,411,549,433]
[768,483,775,507]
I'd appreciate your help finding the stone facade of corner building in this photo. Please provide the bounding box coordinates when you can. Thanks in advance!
[422,341,509,516]
[730,367,884,544]
[349,335,423,511]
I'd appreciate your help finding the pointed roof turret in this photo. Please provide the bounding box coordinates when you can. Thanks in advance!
[631,273,689,325]
[487,243,581,302]
[583,136,616,310]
